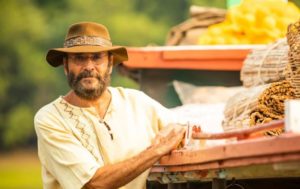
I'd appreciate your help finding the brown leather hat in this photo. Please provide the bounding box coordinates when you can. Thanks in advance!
[46,22,128,67]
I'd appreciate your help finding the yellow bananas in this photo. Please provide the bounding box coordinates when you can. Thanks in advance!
[198,0,300,45]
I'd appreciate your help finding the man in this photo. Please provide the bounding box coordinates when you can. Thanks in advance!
[34,22,185,189]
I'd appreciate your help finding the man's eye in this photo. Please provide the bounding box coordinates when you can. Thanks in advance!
[75,55,85,61]
[92,54,101,61]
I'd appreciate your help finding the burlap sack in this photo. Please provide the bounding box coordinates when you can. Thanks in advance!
[166,5,226,45]
[240,38,289,87]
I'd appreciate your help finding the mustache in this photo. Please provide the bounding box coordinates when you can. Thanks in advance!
[76,70,101,82]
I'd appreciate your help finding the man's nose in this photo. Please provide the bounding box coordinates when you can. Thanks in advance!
[82,59,95,71]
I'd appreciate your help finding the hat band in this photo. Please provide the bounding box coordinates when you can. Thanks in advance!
[64,36,112,48]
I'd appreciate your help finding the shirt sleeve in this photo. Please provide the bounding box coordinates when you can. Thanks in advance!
[34,110,101,189]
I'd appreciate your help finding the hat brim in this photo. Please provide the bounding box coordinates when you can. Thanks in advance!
[46,45,128,67]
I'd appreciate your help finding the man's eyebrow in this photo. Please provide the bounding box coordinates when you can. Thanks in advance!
[74,53,84,56]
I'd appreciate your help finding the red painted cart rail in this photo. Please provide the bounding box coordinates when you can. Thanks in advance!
[124,45,265,70]
[149,130,300,183]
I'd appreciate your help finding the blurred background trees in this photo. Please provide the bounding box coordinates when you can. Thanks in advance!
[0,0,299,150]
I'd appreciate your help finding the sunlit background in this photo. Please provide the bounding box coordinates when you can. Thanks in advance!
[1,0,300,188]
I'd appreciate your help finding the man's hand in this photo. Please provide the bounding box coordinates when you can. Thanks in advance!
[152,124,186,156]
[86,124,185,189]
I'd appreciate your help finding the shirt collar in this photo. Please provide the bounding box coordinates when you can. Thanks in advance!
[58,87,115,118]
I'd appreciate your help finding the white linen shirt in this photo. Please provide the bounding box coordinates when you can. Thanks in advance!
[34,87,177,189]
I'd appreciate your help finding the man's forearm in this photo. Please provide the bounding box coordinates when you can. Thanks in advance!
[86,124,185,189]
[85,145,161,189]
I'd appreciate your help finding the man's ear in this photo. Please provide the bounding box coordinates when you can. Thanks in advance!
[108,54,113,74]
[109,64,113,75]
[63,57,68,75]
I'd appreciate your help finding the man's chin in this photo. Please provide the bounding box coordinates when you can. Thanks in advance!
[74,85,106,99]
[74,90,103,100]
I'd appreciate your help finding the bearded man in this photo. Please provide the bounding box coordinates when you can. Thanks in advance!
[34,22,185,189]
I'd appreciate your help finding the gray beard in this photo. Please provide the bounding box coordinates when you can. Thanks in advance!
[67,70,110,100]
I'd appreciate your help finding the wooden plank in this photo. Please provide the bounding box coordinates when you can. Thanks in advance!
[160,145,225,166]
[224,133,300,159]
[162,49,248,60]
[155,153,300,173]
[192,120,284,140]
[123,45,265,70]
[159,133,300,166]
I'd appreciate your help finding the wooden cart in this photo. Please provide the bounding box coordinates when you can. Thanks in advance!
[122,46,300,188]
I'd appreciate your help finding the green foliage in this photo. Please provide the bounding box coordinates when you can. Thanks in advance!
[133,0,190,26]
[190,0,226,8]
[4,105,34,148]
[109,13,169,46]
[291,0,300,7]
[0,0,50,149]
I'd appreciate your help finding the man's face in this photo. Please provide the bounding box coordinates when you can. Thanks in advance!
[64,52,112,100]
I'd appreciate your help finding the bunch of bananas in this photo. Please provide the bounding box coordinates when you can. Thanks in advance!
[198,0,300,45]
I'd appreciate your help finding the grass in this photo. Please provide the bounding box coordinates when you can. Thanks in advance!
[0,149,43,189]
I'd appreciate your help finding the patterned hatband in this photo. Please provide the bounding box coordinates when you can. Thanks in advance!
[64,36,112,48]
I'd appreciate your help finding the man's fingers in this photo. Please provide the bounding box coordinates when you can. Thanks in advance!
[158,124,175,137]
[152,124,187,155]
[167,126,186,150]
